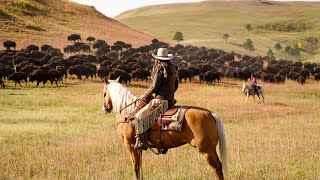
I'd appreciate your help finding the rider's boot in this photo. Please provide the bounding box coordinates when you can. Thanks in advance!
[134,131,149,150]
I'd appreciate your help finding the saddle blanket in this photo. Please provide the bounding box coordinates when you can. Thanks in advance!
[157,106,188,131]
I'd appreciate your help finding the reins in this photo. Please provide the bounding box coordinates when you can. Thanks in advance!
[119,98,140,113]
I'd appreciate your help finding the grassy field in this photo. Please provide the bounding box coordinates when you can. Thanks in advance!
[0,0,152,49]
[116,1,320,62]
[0,78,319,179]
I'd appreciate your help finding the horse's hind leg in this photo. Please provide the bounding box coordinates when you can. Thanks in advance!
[191,138,224,180]
[204,150,224,180]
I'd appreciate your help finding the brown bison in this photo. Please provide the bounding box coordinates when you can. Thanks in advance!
[86,37,96,43]
[3,40,16,50]
[8,72,28,87]
[110,69,131,85]
[68,34,81,42]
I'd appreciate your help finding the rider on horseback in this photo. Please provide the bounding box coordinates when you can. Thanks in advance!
[132,48,179,150]
[251,73,260,98]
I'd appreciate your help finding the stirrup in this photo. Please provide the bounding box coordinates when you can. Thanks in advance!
[133,139,141,150]
[133,134,148,150]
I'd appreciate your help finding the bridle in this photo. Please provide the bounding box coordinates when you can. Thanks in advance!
[103,92,112,113]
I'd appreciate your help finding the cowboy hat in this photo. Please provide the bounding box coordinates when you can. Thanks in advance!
[152,48,174,61]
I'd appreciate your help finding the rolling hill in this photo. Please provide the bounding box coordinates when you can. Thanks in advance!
[116,1,320,62]
[0,0,153,50]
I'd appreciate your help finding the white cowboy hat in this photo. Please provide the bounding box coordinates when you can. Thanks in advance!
[152,48,174,61]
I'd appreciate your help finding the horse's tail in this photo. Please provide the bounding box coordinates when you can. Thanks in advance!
[212,112,228,174]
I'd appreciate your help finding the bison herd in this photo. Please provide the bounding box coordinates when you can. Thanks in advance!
[1,35,320,89]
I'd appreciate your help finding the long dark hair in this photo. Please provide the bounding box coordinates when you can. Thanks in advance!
[151,59,176,78]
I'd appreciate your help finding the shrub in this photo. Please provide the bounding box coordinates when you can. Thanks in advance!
[274,42,282,50]
[243,39,254,51]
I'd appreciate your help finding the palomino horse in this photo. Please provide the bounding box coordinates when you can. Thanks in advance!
[242,83,265,103]
[102,78,227,180]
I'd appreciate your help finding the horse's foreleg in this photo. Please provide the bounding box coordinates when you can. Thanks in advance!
[261,93,265,103]
[124,142,141,180]
[246,93,249,103]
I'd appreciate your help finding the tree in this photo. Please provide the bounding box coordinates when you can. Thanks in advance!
[243,39,255,51]
[172,32,184,44]
[285,45,291,52]
[245,24,253,33]
[267,49,275,59]
[287,46,300,58]
[274,42,282,50]
[223,34,229,43]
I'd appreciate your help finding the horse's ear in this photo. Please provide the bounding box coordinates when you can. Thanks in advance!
[104,77,109,84]
[115,76,120,82]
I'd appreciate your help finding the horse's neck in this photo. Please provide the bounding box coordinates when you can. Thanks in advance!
[110,83,137,117]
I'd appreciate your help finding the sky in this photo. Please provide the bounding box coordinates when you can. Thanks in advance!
[72,0,320,17]
[71,0,204,17]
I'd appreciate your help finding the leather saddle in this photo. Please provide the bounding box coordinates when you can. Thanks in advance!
[152,106,188,130]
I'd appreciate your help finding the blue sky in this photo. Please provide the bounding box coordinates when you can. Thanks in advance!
[71,0,204,17]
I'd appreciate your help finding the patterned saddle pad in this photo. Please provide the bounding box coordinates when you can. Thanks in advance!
[157,106,188,131]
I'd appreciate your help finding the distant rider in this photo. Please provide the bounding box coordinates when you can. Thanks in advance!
[251,73,259,98]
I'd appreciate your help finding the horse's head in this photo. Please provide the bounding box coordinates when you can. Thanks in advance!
[102,77,115,113]
[102,76,137,116]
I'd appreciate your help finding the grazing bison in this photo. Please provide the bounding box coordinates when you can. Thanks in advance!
[0,71,5,88]
[68,34,81,42]
[80,44,91,52]
[69,65,95,80]
[29,69,50,87]
[109,69,131,85]
[3,40,16,50]
[48,68,63,86]
[26,45,40,52]
[41,44,53,52]
[297,76,306,85]
[177,68,190,82]
[8,72,28,87]
[314,72,320,82]
[203,70,221,85]
[86,37,96,43]
[236,68,252,81]
[131,68,150,82]
[0,79,4,88]
[56,65,67,81]
[97,66,111,80]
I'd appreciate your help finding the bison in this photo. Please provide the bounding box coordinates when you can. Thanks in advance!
[110,69,131,85]
[68,34,81,42]
[3,40,16,50]
[86,37,96,43]
[8,72,28,87]
[203,70,221,85]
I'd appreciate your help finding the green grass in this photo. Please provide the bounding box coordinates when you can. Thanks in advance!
[0,78,319,179]
[116,1,320,62]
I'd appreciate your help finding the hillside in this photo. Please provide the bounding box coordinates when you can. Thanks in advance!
[0,0,153,50]
[116,1,320,62]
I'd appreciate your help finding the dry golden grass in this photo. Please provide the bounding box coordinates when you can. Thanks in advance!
[0,78,319,179]
[0,0,152,50]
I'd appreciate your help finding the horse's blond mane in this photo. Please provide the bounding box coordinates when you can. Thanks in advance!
[108,82,137,117]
